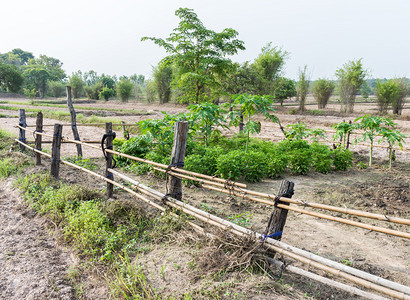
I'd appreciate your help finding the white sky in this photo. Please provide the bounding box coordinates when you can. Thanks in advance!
[1,0,409,80]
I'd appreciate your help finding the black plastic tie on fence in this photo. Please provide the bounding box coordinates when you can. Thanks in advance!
[19,122,27,127]
[52,158,60,162]
[106,173,114,180]
[101,132,117,167]
[274,189,294,207]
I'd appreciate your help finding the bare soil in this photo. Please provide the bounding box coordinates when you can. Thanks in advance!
[0,96,409,299]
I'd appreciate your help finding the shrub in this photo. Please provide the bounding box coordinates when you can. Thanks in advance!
[333,148,353,171]
[116,79,134,102]
[266,153,288,178]
[242,151,269,182]
[216,150,245,181]
[99,86,115,101]
[311,78,335,109]
[288,148,312,175]
[310,143,332,174]
[185,146,222,176]
[47,81,66,98]
[84,82,103,100]
[116,135,152,165]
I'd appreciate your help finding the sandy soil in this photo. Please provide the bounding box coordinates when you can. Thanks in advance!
[0,178,76,299]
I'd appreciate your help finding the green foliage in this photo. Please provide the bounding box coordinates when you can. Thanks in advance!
[310,143,332,174]
[288,148,312,175]
[47,80,66,98]
[360,81,371,98]
[376,79,408,115]
[84,82,103,100]
[116,79,134,102]
[145,79,157,102]
[332,121,355,148]
[272,77,296,106]
[116,135,153,165]
[333,148,353,171]
[0,62,24,92]
[225,94,278,151]
[311,78,335,109]
[335,59,367,113]
[99,86,115,101]
[185,146,222,176]
[23,88,37,99]
[0,155,32,178]
[216,150,245,181]
[354,115,396,166]
[391,78,408,115]
[228,212,252,227]
[69,73,84,98]
[357,161,367,169]
[142,8,245,104]
[153,61,172,104]
[188,102,227,145]
[63,156,99,171]
[296,65,309,111]
[251,43,288,95]
[379,128,406,169]
[285,123,326,142]
[100,74,116,90]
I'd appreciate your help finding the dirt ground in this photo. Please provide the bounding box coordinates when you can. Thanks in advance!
[0,96,409,299]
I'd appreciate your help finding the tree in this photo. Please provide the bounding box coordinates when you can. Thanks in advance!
[360,81,371,99]
[272,77,296,106]
[0,62,24,92]
[99,86,115,101]
[142,8,245,104]
[100,73,116,89]
[130,74,145,100]
[251,43,288,95]
[375,79,400,114]
[311,79,335,109]
[354,115,396,167]
[69,72,84,98]
[220,62,258,96]
[33,55,66,81]
[379,128,406,169]
[22,64,52,97]
[153,61,172,104]
[296,65,309,111]
[116,79,134,102]
[391,78,408,115]
[0,48,33,66]
[335,59,367,113]
[47,80,66,97]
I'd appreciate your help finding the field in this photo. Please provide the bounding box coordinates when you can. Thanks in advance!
[0,94,409,299]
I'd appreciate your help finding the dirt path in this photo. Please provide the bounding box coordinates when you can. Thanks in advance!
[0,179,77,299]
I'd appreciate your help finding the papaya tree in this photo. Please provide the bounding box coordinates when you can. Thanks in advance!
[379,128,406,169]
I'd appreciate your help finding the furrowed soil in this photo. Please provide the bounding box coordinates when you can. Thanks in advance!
[0,95,409,299]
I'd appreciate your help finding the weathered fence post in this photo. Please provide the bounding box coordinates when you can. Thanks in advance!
[18,109,26,151]
[239,113,244,132]
[66,85,82,157]
[105,122,114,198]
[263,179,295,241]
[168,121,189,200]
[50,124,63,179]
[35,112,43,165]
[346,120,352,149]
[121,121,130,140]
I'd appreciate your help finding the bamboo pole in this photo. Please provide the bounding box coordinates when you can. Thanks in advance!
[14,139,51,158]
[246,190,410,226]
[103,148,247,188]
[26,123,140,127]
[107,168,410,299]
[200,183,410,239]
[153,168,245,193]
[265,258,388,300]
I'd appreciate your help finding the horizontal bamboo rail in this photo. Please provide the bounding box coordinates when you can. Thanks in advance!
[25,140,101,144]
[104,148,247,188]
[14,139,51,158]
[245,190,410,226]
[197,183,410,239]
[107,169,410,299]
[26,123,140,127]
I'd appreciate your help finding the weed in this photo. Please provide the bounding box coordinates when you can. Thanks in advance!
[228,212,252,227]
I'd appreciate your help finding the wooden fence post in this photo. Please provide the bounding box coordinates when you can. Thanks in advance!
[18,109,26,151]
[168,121,188,200]
[66,85,82,157]
[263,179,295,241]
[121,121,130,140]
[35,112,43,165]
[346,120,352,149]
[105,122,114,198]
[50,124,63,179]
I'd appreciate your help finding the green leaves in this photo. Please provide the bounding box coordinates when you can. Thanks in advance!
[142,8,245,103]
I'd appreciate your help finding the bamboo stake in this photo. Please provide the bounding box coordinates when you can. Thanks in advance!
[26,123,140,127]
[107,168,410,299]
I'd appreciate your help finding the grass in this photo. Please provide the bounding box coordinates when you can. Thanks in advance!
[0,101,149,115]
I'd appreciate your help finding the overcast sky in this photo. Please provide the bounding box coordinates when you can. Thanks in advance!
[1,0,409,80]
